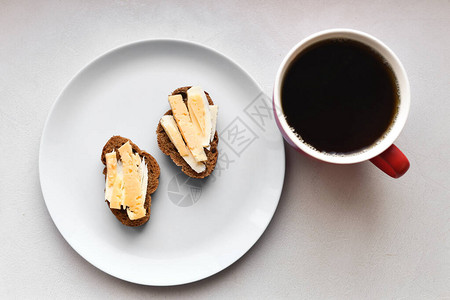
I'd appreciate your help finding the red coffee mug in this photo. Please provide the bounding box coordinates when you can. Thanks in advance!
[273,29,410,178]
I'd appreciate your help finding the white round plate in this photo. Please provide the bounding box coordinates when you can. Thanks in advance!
[39,39,285,286]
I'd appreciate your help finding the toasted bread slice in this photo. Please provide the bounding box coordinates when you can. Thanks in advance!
[101,136,160,226]
[156,86,219,178]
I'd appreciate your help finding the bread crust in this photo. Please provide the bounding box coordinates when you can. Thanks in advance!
[156,86,219,178]
[101,136,160,227]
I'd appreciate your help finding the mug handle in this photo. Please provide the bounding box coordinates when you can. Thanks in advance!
[369,144,410,178]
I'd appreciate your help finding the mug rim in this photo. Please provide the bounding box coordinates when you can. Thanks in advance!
[273,28,410,164]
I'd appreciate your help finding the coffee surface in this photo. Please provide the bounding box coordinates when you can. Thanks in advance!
[281,39,399,153]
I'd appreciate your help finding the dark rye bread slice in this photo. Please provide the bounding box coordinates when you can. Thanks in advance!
[101,135,160,227]
[156,86,219,178]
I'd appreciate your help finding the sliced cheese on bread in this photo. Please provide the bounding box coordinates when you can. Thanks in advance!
[105,141,148,220]
[160,87,219,175]
[168,94,207,162]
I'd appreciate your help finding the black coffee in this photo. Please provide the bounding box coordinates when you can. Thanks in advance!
[281,38,399,153]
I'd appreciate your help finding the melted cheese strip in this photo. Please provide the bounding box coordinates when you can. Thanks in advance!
[105,142,148,220]
[160,115,206,173]
[168,94,207,162]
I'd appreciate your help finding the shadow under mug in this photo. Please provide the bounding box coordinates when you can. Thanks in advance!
[273,29,410,178]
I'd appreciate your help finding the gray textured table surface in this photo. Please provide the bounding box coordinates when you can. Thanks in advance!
[1,1,449,298]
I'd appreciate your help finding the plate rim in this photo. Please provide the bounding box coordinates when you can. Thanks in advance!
[39,38,286,286]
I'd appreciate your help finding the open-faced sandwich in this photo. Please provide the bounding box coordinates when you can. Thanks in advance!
[101,136,160,226]
[156,86,219,178]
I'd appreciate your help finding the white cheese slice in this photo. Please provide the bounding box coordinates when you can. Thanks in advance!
[168,94,207,162]
[183,151,206,173]
[209,105,218,142]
